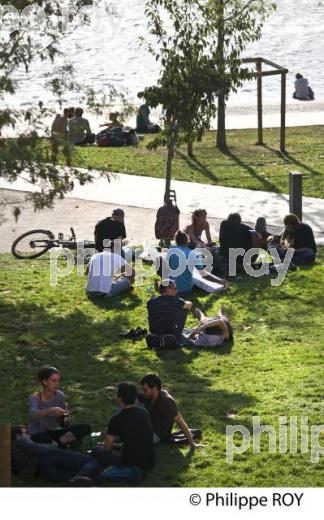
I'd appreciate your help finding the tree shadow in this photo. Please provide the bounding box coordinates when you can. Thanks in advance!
[262,145,322,178]
[176,150,219,183]
[221,148,285,195]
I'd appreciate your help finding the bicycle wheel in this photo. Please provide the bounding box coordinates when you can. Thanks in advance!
[11,229,55,259]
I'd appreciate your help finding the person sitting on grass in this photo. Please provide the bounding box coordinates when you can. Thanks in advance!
[95,208,127,253]
[100,111,124,129]
[91,383,155,476]
[11,425,100,486]
[136,103,161,134]
[28,366,91,448]
[167,230,229,296]
[187,305,233,348]
[68,107,95,145]
[86,239,135,298]
[274,214,317,265]
[138,373,202,448]
[219,213,262,267]
[146,280,192,347]
[185,209,212,249]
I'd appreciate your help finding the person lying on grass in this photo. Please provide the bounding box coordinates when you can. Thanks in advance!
[11,425,100,486]
[187,305,233,348]
[28,365,91,448]
[138,372,203,449]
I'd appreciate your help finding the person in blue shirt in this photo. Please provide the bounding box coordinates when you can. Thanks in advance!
[167,231,228,295]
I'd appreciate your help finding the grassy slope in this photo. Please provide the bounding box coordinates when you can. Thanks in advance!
[68,126,324,198]
[1,252,324,487]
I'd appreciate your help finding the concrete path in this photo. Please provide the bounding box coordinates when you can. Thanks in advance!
[1,170,323,239]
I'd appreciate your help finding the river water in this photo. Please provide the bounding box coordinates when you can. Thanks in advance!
[9,0,324,111]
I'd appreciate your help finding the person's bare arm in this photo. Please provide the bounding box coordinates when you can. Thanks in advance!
[31,407,66,420]
[205,221,212,244]
[200,269,228,286]
[103,433,115,451]
[183,301,193,311]
[174,413,202,449]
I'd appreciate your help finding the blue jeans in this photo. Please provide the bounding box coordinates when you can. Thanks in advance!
[37,449,101,482]
[273,247,315,265]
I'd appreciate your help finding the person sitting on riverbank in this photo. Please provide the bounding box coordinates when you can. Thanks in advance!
[255,217,273,249]
[68,107,95,145]
[28,366,91,448]
[86,240,135,297]
[185,209,213,249]
[187,305,233,348]
[167,230,229,295]
[273,214,317,265]
[95,208,127,253]
[51,108,69,139]
[136,103,161,134]
[146,280,192,348]
[293,73,315,100]
[138,373,202,447]
[91,383,155,477]
[11,425,100,486]
[100,112,124,129]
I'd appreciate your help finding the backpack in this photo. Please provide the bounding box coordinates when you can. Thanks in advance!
[155,202,180,240]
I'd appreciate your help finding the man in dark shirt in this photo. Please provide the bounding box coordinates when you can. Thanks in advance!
[147,280,193,342]
[11,425,100,485]
[278,214,317,265]
[94,208,127,252]
[219,213,253,263]
[138,373,202,449]
[92,383,155,473]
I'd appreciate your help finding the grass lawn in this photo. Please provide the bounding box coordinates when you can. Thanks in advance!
[68,126,324,198]
[1,251,324,487]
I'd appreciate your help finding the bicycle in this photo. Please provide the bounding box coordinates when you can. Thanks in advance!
[11,227,95,260]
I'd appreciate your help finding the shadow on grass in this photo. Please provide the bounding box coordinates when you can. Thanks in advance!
[176,150,219,183]
[262,145,322,177]
[221,148,284,195]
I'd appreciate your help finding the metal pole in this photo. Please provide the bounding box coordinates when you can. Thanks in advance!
[256,59,263,145]
[0,424,11,487]
[289,171,303,220]
[280,72,287,153]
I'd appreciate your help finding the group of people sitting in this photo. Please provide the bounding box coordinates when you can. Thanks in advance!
[84,205,316,350]
[51,103,160,148]
[12,367,202,486]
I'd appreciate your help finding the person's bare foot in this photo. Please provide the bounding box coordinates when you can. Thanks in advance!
[193,307,204,321]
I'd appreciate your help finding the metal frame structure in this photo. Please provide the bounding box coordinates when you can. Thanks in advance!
[242,57,289,153]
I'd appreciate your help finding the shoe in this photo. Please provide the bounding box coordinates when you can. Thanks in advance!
[119,328,136,338]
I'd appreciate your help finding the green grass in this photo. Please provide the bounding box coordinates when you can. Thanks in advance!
[68,126,324,198]
[1,252,324,487]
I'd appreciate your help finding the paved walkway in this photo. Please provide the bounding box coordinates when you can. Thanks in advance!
[1,170,323,239]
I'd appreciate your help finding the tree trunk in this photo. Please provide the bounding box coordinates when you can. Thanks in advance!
[164,121,179,202]
[0,424,11,487]
[187,141,194,157]
[216,0,227,150]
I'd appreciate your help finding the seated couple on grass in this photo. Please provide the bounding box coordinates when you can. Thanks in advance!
[269,214,317,267]
[146,280,233,349]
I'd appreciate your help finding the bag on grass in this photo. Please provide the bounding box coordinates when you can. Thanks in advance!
[146,333,178,350]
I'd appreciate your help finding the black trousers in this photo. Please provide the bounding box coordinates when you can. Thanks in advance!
[31,423,92,447]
